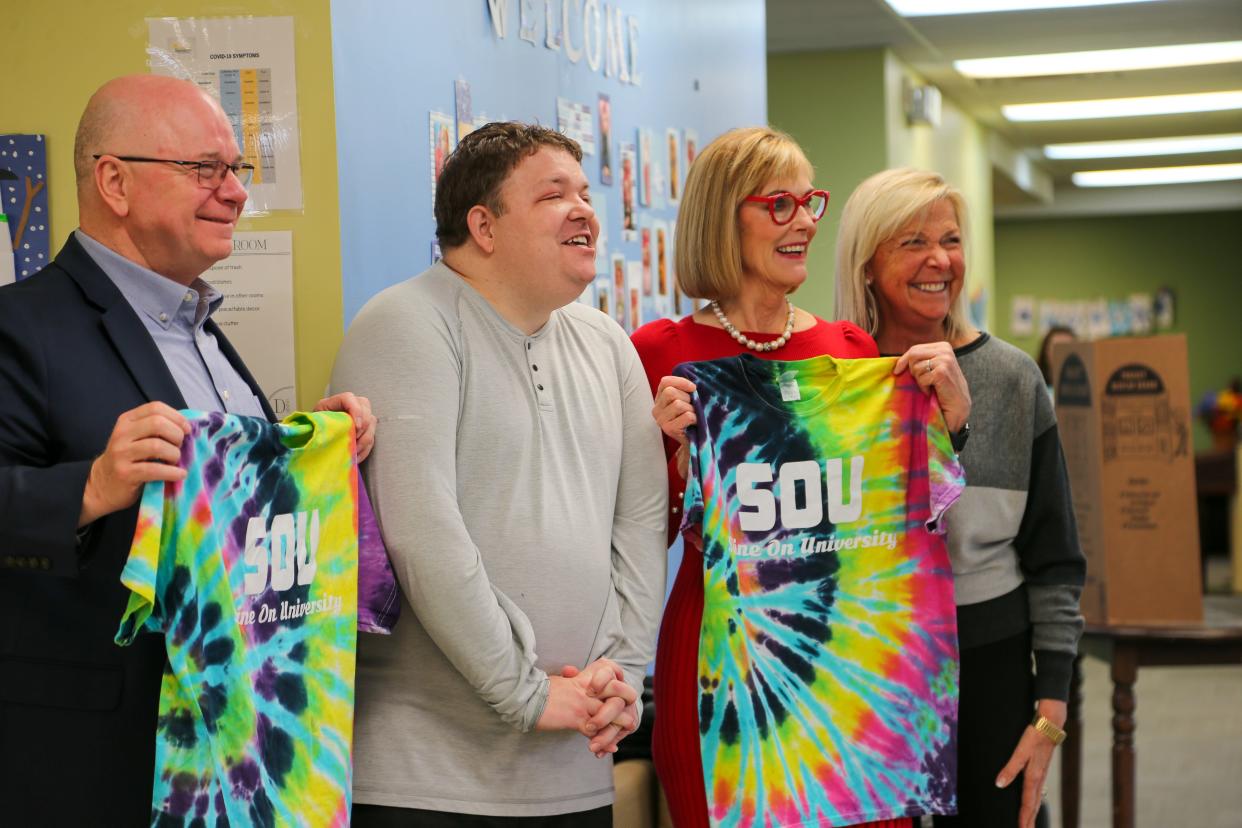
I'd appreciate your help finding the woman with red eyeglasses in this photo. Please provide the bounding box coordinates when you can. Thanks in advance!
[631,127,970,827]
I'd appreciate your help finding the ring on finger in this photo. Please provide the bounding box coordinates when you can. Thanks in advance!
[924,358,935,375]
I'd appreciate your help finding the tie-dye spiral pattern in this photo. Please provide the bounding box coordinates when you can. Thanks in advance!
[115,410,395,827]
[675,354,963,827]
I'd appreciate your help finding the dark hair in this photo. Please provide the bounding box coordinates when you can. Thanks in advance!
[1038,325,1076,386]
[434,121,582,249]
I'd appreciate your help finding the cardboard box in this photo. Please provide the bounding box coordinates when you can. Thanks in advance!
[1052,334,1203,625]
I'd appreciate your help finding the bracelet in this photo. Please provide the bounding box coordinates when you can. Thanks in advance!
[950,421,970,452]
[1031,713,1066,745]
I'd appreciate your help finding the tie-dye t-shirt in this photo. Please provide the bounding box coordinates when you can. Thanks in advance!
[114,410,399,827]
[675,354,964,827]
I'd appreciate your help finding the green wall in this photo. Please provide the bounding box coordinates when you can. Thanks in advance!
[994,210,1242,450]
[768,49,994,329]
[4,0,343,410]
[768,49,888,319]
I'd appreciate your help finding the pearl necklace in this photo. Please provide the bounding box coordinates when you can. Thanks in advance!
[710,299,796,352]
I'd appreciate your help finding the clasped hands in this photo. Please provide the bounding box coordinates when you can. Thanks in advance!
[536,658,639,759]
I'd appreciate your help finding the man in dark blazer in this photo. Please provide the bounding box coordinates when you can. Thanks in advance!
[0,74,376,826]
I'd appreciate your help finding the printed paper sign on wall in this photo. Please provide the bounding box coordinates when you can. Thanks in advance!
[148,16,303,213]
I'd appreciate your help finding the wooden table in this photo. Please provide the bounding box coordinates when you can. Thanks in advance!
[1060,622,1242,828]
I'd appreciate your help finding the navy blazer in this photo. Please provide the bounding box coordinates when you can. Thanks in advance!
[0,234,274,825]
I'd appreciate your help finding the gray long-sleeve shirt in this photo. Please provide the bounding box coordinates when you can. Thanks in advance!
[946,333,1085,701]
[329,262,667,816]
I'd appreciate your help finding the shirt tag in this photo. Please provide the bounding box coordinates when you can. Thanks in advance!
[778,370,801,402]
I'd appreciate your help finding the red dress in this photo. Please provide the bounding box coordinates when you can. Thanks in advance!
[631,314,911,828]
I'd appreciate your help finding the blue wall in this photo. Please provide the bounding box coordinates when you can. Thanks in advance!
[331,0,767,322]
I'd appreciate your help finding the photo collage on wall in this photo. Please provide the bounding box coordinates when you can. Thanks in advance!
[568,100,702,333]
[1011,289,1177,339]
[423,77,702,334]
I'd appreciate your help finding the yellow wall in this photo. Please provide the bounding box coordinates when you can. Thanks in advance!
[4,0,342,409]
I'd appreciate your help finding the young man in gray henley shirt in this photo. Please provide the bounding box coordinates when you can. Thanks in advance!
[331,122,668,826]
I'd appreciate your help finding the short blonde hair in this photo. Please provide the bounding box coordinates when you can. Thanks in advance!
[675,127,813,301]
[834,168,972,342]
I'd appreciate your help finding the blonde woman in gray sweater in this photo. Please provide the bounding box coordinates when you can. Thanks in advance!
[835,168,1085,828]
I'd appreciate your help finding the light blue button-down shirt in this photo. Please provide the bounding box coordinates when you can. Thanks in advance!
[75,229,266,418]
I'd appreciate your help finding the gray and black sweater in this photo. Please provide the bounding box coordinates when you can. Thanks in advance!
[947,333,1086,701]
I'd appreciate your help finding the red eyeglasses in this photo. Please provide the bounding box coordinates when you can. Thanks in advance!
[743,189,830,225]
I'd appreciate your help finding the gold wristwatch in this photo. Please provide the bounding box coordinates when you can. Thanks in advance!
[1031,714,1067,745]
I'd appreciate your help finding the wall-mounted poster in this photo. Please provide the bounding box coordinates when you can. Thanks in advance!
[610,255,627,328]
[620,143,637,240]
[1011,295,1034,336]
[1108,299,1131,336]
[455,79,474,139]
[1129,293,1154,335]
[611,254,626,320]
[557,97,595,155]
[1154,286,1176,330]
[638,128,653,207]
[429,111,455,208]
[0,134,50,281]
[595,277,612,317]
[1044,301,1073,336]
[666,129,681,205]
[629,286,641,331]
[655,221,669,296]
[1087,299,1111,340]
[640,226,652,295]
[627,260,644,331]
[685,128,699,168]
[148,16,302,213]
[598,94,613,185]
[208,231,296,416]
[592,198,609,267]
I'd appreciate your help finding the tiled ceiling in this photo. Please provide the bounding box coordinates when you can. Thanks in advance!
[767,0,1242,215]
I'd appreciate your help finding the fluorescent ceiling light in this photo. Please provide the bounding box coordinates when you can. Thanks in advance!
[1045,134,1242,159]
[1072,163,1242,186]
[1003,90,1242,121]
[957,41,1242,79]
[888,0,1161,16]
